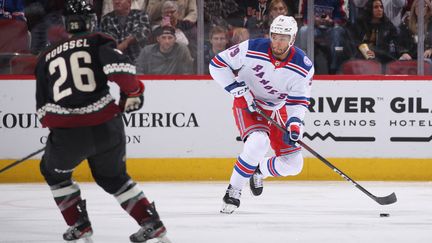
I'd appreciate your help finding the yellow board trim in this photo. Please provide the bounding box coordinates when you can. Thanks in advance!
[1,158,431,183]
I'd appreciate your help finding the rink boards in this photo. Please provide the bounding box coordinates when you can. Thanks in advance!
[0,75,431,182]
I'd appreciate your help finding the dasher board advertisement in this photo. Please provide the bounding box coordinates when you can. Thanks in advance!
[0,78,430,159]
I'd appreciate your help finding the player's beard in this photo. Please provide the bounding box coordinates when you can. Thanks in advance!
[271,44,290,58]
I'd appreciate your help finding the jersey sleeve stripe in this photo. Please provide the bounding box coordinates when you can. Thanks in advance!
[287,62,308,74]
[287,95,309,100]
[103,63,136,75]
[210,55,229,68]
[255,99,277,107]
[286,96,310,107]
[247,50,269,58]
[286,101,310,108]
[246,50,271,62]
[283,66,307,77]
[245,54,271,62]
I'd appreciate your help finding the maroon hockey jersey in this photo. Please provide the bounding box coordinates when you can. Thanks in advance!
[35,32,143,128]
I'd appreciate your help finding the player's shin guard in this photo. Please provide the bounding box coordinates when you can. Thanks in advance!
[114,181,169,242]
[230,156,258,188]
[50,181,86,225]
[49,180,93,241]
[229,131,269,190]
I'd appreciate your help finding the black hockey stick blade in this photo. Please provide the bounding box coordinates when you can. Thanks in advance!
[0,147,45,174]
[374,192,397,205]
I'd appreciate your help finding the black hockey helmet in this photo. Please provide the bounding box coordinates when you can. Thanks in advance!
[64,0,96,33]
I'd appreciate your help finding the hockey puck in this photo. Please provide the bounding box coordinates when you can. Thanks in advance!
[380,213,390,217]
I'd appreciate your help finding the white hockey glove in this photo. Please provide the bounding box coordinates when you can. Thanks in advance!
[120,81,145,113]
[225,81,256,113]
[283,117,303,146]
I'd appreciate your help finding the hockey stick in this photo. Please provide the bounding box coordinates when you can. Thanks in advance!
[0,147,45,174]
[254,107,397,205]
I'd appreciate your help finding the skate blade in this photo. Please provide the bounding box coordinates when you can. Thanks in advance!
[66,236,93,243]
[83,237,94,243]
[155,235,172,243]
[220,203,238,214]
[249,188,263,196]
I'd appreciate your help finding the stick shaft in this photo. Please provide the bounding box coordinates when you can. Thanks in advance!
[0,147,45,174]
[254,108,396,205]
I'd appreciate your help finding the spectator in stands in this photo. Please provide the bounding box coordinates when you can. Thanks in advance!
[204,0,239,28]
[398,0,432,60]
[135,26,193,74]
[284,0,301,17]
[245,0,269,31]
[353,0,407,31]
[101,0,146,17]
[152,1,197,63]
[0,0,29,73]
[244,0,288,38]
[25,1,75,54]
[146,0,197,26]
[231,27,249,45]
[204,25,228,74]
[349,0,399,63]
[297,0,351,74]
[101,0,151,62]
[0,0,26,21]
[264,0,289,36]
[154,1,196,46]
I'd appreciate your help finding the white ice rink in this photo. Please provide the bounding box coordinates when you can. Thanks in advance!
[1,181,431,243]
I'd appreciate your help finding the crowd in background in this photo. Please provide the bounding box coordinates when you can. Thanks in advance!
[1,0,431,75]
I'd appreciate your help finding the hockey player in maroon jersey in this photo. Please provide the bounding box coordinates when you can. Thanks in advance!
[210,15,314,214]
[35,0,170,242]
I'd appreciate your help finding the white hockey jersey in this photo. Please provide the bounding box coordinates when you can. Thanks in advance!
[209,38,314,121]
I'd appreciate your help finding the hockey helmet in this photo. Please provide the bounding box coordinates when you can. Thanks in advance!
[269,15,297,47]
[64,0,96,33]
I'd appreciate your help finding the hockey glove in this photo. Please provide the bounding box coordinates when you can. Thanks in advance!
[225,81,256,113]
[283,117,303,146]
[119,81,145,113]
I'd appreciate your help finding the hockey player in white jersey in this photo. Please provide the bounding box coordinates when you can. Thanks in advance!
[209,15,314,214]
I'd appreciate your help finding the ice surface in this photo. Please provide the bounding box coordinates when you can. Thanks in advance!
[0,181,431,243]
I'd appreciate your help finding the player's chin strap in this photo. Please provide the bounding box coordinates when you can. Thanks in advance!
[282,35,296,56]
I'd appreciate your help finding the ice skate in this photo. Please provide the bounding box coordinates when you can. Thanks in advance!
[220,184,241,214]
[249,166,263,196]
[129,202,171,243]
[63,200,93,242]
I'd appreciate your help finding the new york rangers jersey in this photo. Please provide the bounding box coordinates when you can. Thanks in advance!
[209,38,314,121]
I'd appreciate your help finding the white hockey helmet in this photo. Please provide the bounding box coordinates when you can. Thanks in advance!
[269,15,298,47]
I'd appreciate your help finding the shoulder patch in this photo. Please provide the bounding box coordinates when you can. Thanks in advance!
[303,56,312,67]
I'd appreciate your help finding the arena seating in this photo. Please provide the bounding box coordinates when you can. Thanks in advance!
[385,60,432,75]
[340,59,383,74]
